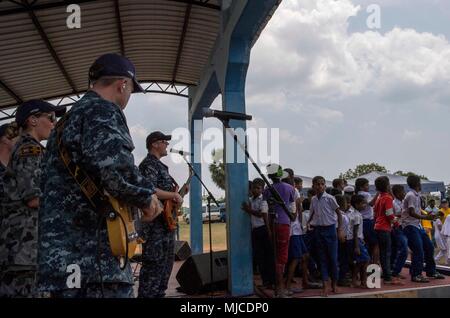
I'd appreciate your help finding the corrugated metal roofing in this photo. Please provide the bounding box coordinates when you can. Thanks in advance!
[0,0,221,110]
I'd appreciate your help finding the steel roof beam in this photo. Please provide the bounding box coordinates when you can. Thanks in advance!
[1,0,219,16]
[168,0,220,11]
[114,0,125,56]
[171,2,192,85]
[1,0,97,16]
[0,80,23,104]
[22,0,79,96]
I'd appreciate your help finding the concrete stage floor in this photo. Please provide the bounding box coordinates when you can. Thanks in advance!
[131,261,450,298]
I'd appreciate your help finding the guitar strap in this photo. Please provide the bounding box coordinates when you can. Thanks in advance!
[55,114,110,214]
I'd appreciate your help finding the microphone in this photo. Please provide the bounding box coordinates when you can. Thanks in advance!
[169,148,191,156]
[202,108,252,121]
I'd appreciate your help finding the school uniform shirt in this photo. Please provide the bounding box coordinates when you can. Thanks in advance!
[434,218,446,250]
[393,198,402,216]
[441,215,450,237]
[393,198,403,226]
[358,191,374,220]
[347,209,364,240]
[301,210,310,234]
[425,206,440,216]
[401,190,422,229]
[344,208,354,239]
[374,192,395,232]
[338,210,349,235]
[249,194,269,229]
[290,189,302,236]
[309,192,339,227]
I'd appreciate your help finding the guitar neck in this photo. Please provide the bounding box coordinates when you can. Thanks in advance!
[178,174,193,198]
[178,183,189,198]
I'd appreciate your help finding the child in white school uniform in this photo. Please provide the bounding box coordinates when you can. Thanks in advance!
[434,212,447,264]
[440,214,450,265]
[348,195,370,288]
[355,178,380,265]
[335,194,351,287]
[308,176,345,297]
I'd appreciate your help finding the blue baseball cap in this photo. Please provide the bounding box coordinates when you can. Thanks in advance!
[88,53,144,93]
[16,99,66,127]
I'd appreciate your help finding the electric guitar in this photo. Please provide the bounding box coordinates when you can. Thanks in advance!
[163,169,194,231]
[105,195,143,259]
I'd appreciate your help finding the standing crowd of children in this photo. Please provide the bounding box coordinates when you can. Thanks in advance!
[244,166,447,298]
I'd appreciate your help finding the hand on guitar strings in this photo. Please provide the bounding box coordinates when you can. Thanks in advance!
[172,192,183,204]
[141,194,163,222]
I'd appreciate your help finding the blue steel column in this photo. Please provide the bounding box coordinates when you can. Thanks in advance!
[220,0,282,298]
[188,97,203,255]
[222,37,252,296]
[187,0,282,296]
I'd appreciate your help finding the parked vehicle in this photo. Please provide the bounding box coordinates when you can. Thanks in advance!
[183,203,226,224]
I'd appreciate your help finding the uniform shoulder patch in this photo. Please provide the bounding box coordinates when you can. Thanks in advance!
[18,144,42,158]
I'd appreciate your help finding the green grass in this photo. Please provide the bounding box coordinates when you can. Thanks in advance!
[178,220,227,252]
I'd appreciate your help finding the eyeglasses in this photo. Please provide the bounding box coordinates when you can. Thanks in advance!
[36,113,56,123]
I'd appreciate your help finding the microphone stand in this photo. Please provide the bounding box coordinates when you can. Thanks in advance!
[178,154,220,296]
[217,118,294,297]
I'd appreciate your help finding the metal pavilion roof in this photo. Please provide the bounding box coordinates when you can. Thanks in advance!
[0,0,221,119]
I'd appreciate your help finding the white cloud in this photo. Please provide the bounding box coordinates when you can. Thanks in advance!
[402,129,422,141]
[280,129,304,145]
[248,0,450,105]
[123,0,450,186]
[129,124,148,139]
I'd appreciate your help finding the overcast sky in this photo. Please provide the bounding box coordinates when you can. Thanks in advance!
[124,0,450,202]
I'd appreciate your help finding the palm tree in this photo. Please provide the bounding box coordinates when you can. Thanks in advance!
[209,148,225,190]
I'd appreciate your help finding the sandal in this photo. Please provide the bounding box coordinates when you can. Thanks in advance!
[412,275,430,283]
[427,273,445,279]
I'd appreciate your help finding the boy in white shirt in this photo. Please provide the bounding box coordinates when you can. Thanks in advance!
[242,178,275,288]
[336,194,351,287]
[308,176,345,297]
[402,176,445,282]
[355,178,379,265]
[441,214,450,265]
[391,185,408,279]
[348,195,370,288]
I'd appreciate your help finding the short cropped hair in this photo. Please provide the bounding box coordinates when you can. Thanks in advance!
[252,178,265,188]
[355,178,369,193]
[351,194,366,207]
[374,176,390,192]
[407,175,421,189]
[332,178,344,188]
[312,176,326,185]
[391,184,404,197]
[335,194,346,209]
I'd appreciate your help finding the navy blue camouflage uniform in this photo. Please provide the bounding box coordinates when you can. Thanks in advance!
[37,91,156,298]
[0,134,44,297]
[138,153,176,298]
[0,163,6,227]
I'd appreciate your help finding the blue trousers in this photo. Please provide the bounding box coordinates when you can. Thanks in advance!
[338,241,349,281]
[303,232,320,276]
[376,230,392,281]
[391,227,408,276]
[403,226,436,278]
[314,225,338,281]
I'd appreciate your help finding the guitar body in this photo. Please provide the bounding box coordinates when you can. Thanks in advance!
[163,185,180,232]
[162,170,193,232]
[106,195,142,259]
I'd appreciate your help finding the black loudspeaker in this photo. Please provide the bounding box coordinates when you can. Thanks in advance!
[176,250,228,295]
[174,240,192,261]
